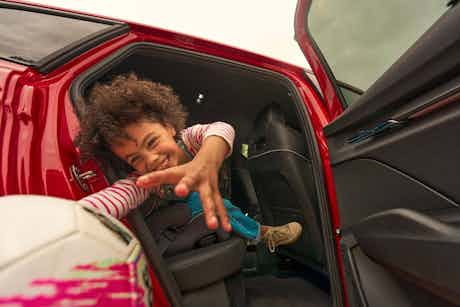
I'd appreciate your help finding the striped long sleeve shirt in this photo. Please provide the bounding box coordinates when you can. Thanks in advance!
[78,122,235,219]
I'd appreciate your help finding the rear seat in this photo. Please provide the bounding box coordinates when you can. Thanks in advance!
[247,105,326,272]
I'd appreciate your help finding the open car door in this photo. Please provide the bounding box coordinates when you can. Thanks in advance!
[296,1,460,306]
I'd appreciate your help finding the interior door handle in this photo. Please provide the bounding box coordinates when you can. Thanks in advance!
[346,119,405,144]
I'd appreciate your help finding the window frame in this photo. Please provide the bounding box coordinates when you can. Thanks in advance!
[0,1,129,74]
[336,80,364,107]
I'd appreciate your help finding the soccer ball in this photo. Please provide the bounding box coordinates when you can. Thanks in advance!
[0,195,152,306]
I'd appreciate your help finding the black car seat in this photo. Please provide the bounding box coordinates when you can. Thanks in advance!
[102,172,247,307]
[128,208,247,307]
[247,104,325,272]
[144,200,231,257]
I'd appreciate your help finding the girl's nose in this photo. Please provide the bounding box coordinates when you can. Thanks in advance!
[145,152,161,172]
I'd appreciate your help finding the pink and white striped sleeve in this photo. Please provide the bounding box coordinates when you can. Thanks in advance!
[180,122,235,157]
[78,177,150,219]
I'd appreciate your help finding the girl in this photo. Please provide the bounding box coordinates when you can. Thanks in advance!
[76,73,302,252]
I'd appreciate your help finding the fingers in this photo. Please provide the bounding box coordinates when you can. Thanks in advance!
[198,176,231,232]
[174,176,194,198]
[136,166,184,188]
[199,185,218,230]
[214,191,232,232]
[136,160,231,232]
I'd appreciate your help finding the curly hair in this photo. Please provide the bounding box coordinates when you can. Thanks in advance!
[75,73,188,172]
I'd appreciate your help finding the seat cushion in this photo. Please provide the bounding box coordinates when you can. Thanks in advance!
[166,237,245,292]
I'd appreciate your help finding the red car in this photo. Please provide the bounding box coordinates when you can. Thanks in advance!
[1,1,459,306]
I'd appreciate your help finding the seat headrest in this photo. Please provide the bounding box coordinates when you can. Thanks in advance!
[254,105,285,132]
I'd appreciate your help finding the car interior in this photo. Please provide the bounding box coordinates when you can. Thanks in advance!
[71,42,331,307]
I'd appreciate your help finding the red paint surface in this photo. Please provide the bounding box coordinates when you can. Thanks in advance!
[294,0,344,120]
[147,267,170,307]
[295,1,349,306]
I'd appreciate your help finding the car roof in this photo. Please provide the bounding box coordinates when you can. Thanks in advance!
[28,0,308,67]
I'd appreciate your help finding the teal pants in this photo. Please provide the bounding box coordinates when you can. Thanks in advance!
[187,192,260,241]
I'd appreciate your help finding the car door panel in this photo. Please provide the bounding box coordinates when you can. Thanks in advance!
[323,5,460,228]
[334,158,458,228]
[331,94,460,227]
[342,238,458,307]
[341,241,414,307]
[301,1,460,306]
[350,208,460,306]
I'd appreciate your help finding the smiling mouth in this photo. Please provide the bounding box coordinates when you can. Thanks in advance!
[157,157,169,170]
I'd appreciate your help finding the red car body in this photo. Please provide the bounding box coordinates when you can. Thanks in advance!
[0,3,346,306]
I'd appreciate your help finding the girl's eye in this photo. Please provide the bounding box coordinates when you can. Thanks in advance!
[147,138,157,149]
[130,156,140,165]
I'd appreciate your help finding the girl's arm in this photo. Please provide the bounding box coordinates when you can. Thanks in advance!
[79,122,234,220]
[180,122,235,157]
[78,177,150,219]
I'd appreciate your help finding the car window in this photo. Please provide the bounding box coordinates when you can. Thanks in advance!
[307,0,449,106]
[0,7,112,66]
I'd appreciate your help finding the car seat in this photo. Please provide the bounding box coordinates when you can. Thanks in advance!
[145,201,231,257]
[247,104,325,272]
[103,172,246,306]
[129,204,247,307]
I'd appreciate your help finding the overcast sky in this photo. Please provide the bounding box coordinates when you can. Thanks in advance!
[308,0,447,90]
[29,0,308,67]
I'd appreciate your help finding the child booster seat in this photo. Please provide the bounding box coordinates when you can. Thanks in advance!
[144,199,230,257]
[141,157,233,258]
[135,196,246,306]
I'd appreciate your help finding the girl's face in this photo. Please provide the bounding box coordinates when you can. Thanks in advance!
[110,121,189,174]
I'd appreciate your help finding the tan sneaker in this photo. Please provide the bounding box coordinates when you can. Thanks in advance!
[262,222,302,253]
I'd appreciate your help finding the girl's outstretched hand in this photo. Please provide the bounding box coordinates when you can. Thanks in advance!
[136,136,232,232]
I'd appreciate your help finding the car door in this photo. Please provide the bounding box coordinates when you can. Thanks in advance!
[296,1,460,306]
